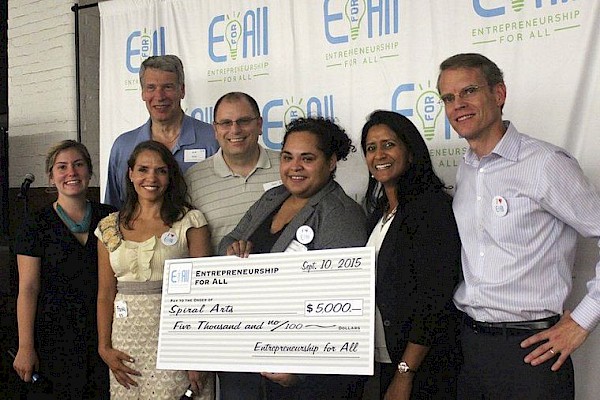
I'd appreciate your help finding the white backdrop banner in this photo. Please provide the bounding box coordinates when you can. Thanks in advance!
[99,1,600,396]
[99,0,599,199]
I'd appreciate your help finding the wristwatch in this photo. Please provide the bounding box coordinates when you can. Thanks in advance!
[397,361,415,374]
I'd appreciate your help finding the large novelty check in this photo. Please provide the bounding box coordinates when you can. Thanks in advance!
[156,247,375,375]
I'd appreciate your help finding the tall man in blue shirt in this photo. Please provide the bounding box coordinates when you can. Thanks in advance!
[438,53,600,399]
[104,55,219,208]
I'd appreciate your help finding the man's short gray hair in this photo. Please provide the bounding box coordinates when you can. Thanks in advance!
[139,55,185,87]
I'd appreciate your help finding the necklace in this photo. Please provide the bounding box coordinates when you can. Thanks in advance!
[56,201,92,233]
[381,206,398,228]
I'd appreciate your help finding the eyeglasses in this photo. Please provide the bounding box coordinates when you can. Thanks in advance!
[438,84,488,106]
[213,116,259,129]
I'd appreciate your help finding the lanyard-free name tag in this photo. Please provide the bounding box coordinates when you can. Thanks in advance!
[115,300,128,318]
[284,239,308,252]
[263,180,283,192]
[492,196,508,217]
[161,231,178,246]
[184,149,206,163]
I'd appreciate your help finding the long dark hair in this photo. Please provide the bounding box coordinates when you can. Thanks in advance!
[360,110,446,214]
[120,140,194,229]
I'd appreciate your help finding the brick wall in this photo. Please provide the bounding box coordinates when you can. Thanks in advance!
[7,0,102,189]
[8,0,78,187]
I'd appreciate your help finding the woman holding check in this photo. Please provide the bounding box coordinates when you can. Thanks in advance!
[218,116,367,399]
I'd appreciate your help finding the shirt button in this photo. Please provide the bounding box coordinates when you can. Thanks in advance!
[477,196,482,201]
[480,252,484,257]
[383,320,391,327]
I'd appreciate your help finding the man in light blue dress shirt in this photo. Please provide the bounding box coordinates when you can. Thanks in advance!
[438,53,600,399]
[104,55,219,208]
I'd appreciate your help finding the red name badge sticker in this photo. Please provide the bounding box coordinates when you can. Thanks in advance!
[492,196,508,217]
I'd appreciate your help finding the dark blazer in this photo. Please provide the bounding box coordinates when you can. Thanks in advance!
[219,179,367,254]
[368,189,461,396]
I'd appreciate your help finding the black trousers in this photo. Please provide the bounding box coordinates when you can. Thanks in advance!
[457,319,574,400]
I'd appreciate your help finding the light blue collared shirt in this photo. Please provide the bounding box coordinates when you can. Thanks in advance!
[453,121,600,331]
[104,114,219,208]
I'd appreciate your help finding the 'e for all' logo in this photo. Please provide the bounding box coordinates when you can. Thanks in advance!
[324,0,399,44]
[125,27,166,74]
[208,7,269,63]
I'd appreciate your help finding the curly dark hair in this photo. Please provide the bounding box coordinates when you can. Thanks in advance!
[283,116,355,164]
[360,110,447,214]
[119,140,194,229]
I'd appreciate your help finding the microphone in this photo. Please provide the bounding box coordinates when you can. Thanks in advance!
[18,173,35,199]
[179,385,194,400]
[7,348,53,392]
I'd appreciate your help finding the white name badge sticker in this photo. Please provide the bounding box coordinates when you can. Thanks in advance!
[263,180,283,192]
[184,149,206,163]
[157,247,376,375]
[161,231,178,246]
[492,196,508,217]
[284,239,308,252]
[115,300,128,318]
[296,225,314,245]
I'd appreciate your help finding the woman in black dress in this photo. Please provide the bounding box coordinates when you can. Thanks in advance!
[13,140,115,399]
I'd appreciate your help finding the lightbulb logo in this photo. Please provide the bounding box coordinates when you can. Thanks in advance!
[284,98,307,125]
[415,88,443,141]
[511,0,525,12]
[263,94,335,149]
[225,14,243,60]
[345,0,366,40]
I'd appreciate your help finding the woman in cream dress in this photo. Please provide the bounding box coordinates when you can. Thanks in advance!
[96,141,213,399]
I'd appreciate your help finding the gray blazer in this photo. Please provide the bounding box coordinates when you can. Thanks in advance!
[218,179,367,254]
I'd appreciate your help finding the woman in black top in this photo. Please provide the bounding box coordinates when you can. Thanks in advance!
[361,111,461,399]
[13,140,115,399]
